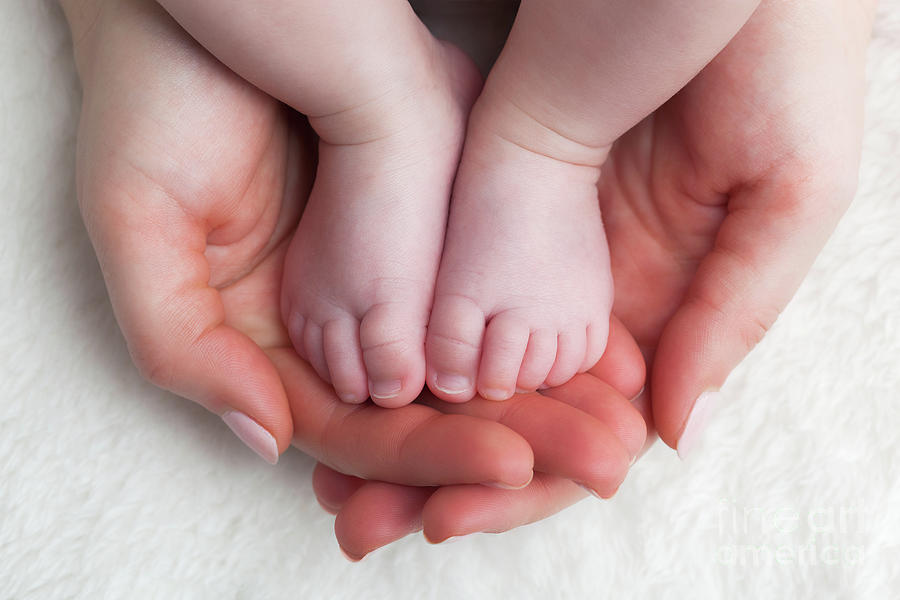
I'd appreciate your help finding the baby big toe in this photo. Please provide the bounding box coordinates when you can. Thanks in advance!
[476,313,530,401]
[543,328,587,388]
[322,318,369,404]
[359,302,425,408]
[425,294,486,402]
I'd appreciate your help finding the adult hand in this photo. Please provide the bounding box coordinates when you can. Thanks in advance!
[313,0,878,555]
[62,0,645,496]
[63,0,302,463]
[600,0,877,455]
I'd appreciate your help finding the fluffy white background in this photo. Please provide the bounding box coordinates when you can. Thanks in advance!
[1,1,898,598]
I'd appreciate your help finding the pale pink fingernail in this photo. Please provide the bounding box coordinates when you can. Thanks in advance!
[575,482,602,499]
[221,410,279,465]
[676,390,721,460]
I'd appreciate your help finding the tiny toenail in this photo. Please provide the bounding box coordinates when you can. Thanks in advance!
[338,392,361,404]
[434,373,471,395]
[481,388,511,401]
[370,380,402,399]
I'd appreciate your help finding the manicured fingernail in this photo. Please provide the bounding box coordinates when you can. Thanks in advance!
[369,379,402,400]
[339,546,365,562]
[221,410,278,465]
[481,388,511,401]
[575,482,602,499]
[434,373,471,395]
[677,390,721,460]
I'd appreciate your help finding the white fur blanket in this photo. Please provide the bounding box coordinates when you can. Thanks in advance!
[1,1,898,597]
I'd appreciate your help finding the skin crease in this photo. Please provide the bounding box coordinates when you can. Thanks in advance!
[61,0,876,558]
[60,0,646,540]
[313,0,878,556]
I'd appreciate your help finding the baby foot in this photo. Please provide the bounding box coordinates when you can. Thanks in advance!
[282,40,480,407]
[425,100,613,402]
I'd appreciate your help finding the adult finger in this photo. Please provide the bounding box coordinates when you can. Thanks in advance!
[422,474,585,543]
[82,179,294,464]
[74,0,295,463]
[321,341,648,551]
[652,172,859,456]
[334,481,433,562]
[271,349,534,488]
[311,464,366,515]
[312,464,434,561]
[586,316,646,401]
[540,372,646,461]
[316,320,648,553]
[417,387,634,498]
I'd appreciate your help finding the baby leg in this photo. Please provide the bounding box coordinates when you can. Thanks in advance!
[426,0,760,401]
[158,0,481,406]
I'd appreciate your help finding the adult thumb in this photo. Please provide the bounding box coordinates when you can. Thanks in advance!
[82,185,293,465]
[651,171,856,457]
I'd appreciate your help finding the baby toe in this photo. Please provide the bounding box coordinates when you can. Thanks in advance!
[476,313,530,401]
[359,302,426,408]
[323,317,369,404]
[301,320,331,385]
[543,328,587,388]
[580,320,610,373]
[425,294,486,402]
[516,328,558,392]
[286,311,308,362]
